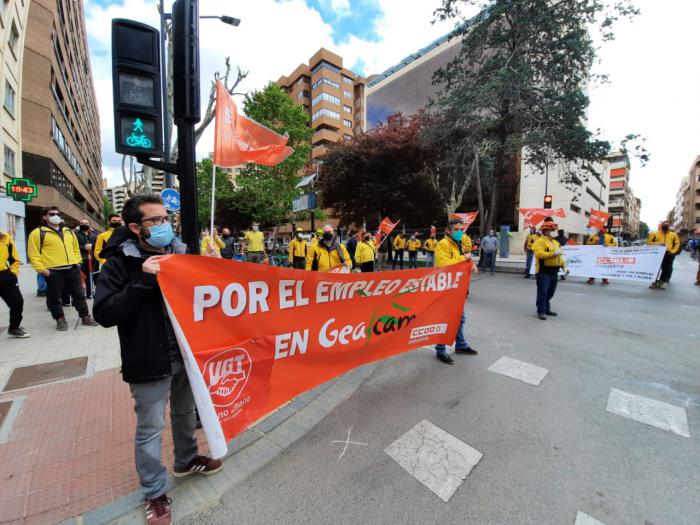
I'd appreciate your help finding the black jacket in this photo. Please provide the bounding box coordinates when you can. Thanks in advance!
[93,237,186,384]
[76,229,98,260]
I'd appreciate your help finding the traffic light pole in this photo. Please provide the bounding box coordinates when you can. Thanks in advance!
[176,122,198,253]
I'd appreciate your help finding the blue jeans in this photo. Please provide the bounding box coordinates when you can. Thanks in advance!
[129,359,198,499]
[425,252,435,267]
[536,272,558,314]
[435,309,469,356]
[483,251,496,273]
[525,250,534,275]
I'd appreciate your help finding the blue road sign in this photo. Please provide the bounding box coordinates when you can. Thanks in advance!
[161,188,181,211]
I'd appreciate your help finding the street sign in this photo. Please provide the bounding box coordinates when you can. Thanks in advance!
[161,188,181,211]
[112,19,163,158]
[6,178,38,202]
[292,192,317,213]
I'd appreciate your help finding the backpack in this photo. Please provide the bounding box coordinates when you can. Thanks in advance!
[39,227,78,254]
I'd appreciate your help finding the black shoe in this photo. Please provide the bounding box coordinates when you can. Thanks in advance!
[537,314,547,320]
[8,327,30,338]
[455,347,478,355]
[546,311,558,316]
[56,318,69,331]
[436,353,454,365]
[36,291,47,297]
[524,274,531,279]
[61,302,71,307]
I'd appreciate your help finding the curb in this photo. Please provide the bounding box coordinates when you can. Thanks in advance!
[59,363,377,525]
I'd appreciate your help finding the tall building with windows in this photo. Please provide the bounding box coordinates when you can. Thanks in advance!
[607,152,642,239]
[277,48,366,159]
[0,0,31,259]
[104,185,128,214]
[671,156,700,236]
[21,0,102,234]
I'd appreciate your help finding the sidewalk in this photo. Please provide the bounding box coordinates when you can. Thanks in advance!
[0,268,368,524]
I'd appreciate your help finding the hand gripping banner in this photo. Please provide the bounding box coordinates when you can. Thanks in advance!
[159,256,472,458]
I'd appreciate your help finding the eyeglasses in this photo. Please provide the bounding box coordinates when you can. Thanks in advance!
[47,212,61,217]
[140,215,171,226]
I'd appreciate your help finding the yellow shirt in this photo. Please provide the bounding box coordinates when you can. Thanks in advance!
[0,230,20,275]
[461,234,473,254]
[354,241,375,264]
[423,238,437,252]
[200,235,225,256]
[435,236,466,267]
[393,236,406,250]
[525,233,540,250]
[533,236,566,272]
[585,233,617,247]
[646,230,681,254]
[28,226,82,273]
[306,242,352,272]
[94,227,116,264]
[288,238,308,262]
[244,230,265,252]
[406,239,421,252]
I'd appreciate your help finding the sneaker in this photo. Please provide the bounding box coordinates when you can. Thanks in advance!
[537,313,547,320]
[144,494,172,525]
[602,279,610,285]
[436,353,454,365]
[649,282,658,289]
[586,278,594,284]
[56,318,69,331]
[81,315,99,326]
[658,282,666,290]
[523,274,531,279]
[8,327,30,338]
[455,347,478,355]
[173,455,223,478]
[546,311,558,316]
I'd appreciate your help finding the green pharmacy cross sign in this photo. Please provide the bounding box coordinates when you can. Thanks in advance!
[6,178,38,202]
[126,118,153,149]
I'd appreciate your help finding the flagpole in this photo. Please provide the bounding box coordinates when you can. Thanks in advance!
[209,161,216,250]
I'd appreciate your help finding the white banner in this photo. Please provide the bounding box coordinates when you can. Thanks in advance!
[530,245,665,282]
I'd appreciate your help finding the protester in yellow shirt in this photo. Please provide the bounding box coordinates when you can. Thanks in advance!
[423,235,437,267]
[392,234,406,270]
[533,221,567,320]
[200,228,225,257]
[288,227,308,269]
[94,214,122,265]
[0,230,29,338]
[241,222,267,263]
[523,226,540,279]
[647,221,681,289]
[354,233,376,272]
[406,233,421,269]
[433,218,478,365]
[306,225,352,272]
[585,226,617,285]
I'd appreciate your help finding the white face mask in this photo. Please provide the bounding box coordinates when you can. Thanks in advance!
[48,215,62,225]
[252,225,259,232]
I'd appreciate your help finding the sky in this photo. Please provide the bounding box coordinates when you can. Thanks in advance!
[84,0,700,226]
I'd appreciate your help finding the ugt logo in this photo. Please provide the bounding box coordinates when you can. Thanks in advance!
[203,347,252,407]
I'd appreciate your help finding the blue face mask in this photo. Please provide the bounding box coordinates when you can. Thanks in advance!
[145,223,174,248]
[451,230,464,242]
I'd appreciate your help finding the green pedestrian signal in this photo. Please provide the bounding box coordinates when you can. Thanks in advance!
[125,118,153,149]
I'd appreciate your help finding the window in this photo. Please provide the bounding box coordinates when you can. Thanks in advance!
[343,134,352,141]
[4,81,15,116]
[296,90,309,100]
[9,21,19,55]
[50,115,83,177]
[570,204,581,214]
[343,76,353,85]
[311,61,340,75]
[311,92,340,107]
[343,119,352,128]
[311,108,340,122]
[312,77,339,90]
[343,90,352,99]
[343,105,352,113]
[3,146,15,176]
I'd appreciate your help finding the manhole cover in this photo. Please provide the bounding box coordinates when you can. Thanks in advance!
[0,401,11,428]
[3,357,88,391]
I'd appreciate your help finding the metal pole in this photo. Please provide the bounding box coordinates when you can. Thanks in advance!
[177,122,198,253]
[160,0,174,188]
[544,158,549,197]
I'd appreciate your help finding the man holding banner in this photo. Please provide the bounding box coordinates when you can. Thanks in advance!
[585,226,617,285]
[306,225,352,272]
[93,196,223,525]
[647,221,681,289]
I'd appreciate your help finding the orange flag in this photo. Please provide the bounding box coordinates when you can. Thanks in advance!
[587,209,609,230]
[451,211,479,229]
[213,81,293,167]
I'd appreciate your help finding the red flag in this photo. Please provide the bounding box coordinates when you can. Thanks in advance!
[213,81,293,167]
[587,209,610,230]
[519,208,566,228]
[375,231,381,245]
[379,217,400,235]
[451,211,479,229]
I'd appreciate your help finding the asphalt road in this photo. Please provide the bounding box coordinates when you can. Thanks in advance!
[185,254,700,525]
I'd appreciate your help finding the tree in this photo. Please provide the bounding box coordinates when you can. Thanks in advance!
[317,113,442,228]
[433,0,640,228]
[196,158,236,227]
[102,195,115,228]
[639,221,650,240]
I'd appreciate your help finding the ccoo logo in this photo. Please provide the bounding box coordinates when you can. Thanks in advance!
[203,347,252,407]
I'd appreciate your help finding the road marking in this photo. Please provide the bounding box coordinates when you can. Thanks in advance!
[385,419,482,502]
[487,357,549,386]
[575,511,607,525]
[331,426,368,461]
[488,340,514,349]
[606,388,690,438]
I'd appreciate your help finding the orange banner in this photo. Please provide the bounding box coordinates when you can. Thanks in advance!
[519,208,566,228]
[451,211,479,229]
[159,256,472,458]
[379,217,400,235]
[213,81,294,167]
[587,209,610,230]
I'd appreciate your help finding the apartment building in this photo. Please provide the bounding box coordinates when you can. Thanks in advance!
[671,156,700,235]
[278,48,366,159]
[21,0,103,233]
[0,0,31,259]
[607,152,642,239]
[104,185,128,214]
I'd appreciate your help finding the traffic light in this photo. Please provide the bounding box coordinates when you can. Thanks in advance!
[543,195,553,209]
[111,19,163,158]
[172,0,201,123]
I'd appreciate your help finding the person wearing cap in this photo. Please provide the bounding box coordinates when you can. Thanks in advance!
[585,226,617,285]
[0,230,29,338]
[647,221,681,289]
[406,233,421,269]
[306,225,352,272]
[532,221,567,320]
[433,218,478,364]
[241,222,267,263]
[289,228,308,270]
[354,232,376,272]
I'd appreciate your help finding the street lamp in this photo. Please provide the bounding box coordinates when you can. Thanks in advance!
[201,15,241,26]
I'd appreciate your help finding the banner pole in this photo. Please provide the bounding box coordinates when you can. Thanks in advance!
[210,161,216,251]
